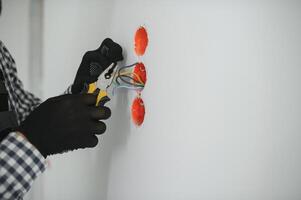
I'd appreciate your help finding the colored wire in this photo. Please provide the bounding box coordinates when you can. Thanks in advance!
[116,76,144,87]
[119,72,144,85]
[118,62,138,71]
[111,62,145,95]
[118,75,144,86]
[116,63,143,87]
[114,75,144,88]
[112,85,144,95]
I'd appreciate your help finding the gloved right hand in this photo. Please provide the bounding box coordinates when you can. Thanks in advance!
[72,38,124,94]
[16,93,111,157]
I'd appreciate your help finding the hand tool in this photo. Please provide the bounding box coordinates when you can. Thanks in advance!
[87,62,118,106]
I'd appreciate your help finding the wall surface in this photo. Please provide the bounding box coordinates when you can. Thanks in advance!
[41,0,115,199]
[0,0,31,88]
[19,0,301,199]
[99,1,301,200]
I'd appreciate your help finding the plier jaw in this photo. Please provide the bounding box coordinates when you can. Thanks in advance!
[87,62,118,106]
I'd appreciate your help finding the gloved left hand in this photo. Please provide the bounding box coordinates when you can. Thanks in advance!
[72,38,123,94]
[16,93,111,157]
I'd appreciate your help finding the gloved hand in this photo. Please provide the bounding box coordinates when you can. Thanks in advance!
[16,93,111,157]
[72,38,124,94]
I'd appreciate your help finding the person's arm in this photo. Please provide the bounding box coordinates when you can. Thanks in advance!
[0,41,73,200]
[0,41,40,123]
[0,92,111,200]
[0,41,72,124]
[0,38,122,200]
[0,132,46,200]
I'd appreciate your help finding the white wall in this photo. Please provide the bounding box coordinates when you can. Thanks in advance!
[0,0,31,87]
[41,1,115,199]
[99,1,301,200]
[1,0,301,199]
[17,0,301,199]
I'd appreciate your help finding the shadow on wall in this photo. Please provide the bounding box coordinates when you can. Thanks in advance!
[93,51,132,200]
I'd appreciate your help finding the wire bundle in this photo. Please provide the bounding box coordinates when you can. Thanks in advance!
[112,62,146,94]
[109,26,148,126]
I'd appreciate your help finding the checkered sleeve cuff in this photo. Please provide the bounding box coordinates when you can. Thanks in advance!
[0,132,46,200]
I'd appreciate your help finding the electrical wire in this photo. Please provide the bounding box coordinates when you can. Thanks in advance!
[116,76,144,87]
[119,72,145,85]
[112,85,144,95]
[111,62,145,95]
[118,75,144,87]
[118,62,139,71]
[119,74,144,86]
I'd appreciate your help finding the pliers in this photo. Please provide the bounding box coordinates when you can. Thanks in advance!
[87,62,118,106]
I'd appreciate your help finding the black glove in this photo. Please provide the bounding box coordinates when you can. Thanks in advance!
[16,93,111,157]
[72,38,123,94]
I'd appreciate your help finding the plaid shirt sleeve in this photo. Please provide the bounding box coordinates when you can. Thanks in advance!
[0,41,73,199]
[0,132,46,200]
[0,43,40,124]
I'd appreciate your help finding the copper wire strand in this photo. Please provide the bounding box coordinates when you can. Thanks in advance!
[116,75,144,87]
[112,85,144,95]
[117,62,142,86]
[119,62,139,71]
[111,62,145,94]
[119,72,144,85]
[118,74,144,86]
[115,64,130,85]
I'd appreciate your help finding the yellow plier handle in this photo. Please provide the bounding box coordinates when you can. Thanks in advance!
[87,83,110,106]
